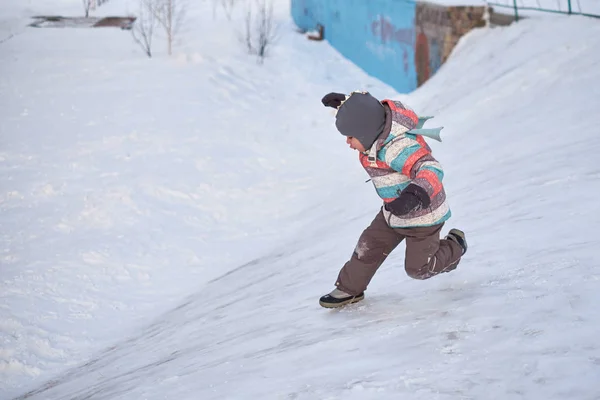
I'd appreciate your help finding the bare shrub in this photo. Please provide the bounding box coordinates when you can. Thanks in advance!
[212,0,239,20]
[153,0,186,55]
[222,0,237,20]
[82,0,92,17]
[131,0,157,58]
[242,0,277,63]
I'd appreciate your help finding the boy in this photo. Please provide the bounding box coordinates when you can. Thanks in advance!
[319,91,467,308]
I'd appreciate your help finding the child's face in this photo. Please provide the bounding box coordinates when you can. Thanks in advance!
[346,136,366,153]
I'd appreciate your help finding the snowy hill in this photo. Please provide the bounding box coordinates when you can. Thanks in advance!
[2,0,600,399]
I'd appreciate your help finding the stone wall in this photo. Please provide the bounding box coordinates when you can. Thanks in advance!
[415,3,487,86]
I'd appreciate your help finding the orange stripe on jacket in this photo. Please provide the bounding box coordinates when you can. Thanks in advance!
[416,169,443,197]
[383,100,418,125]
[402,146,429,176]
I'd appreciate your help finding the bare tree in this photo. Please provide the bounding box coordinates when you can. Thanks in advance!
[152,0,186,56]
[131,0,157,58]
[243,0,277,63]
[212,0,238,20]
[82,0,93,17]
[220,0,237,20]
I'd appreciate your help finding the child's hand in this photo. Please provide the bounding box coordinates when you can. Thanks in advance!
[321,92,347,109]
[385,184,431,216]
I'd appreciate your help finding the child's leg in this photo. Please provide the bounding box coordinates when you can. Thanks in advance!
[335,210,404,295]
[403,224,463,280]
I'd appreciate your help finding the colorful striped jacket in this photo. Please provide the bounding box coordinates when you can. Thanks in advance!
[359,100,451,228]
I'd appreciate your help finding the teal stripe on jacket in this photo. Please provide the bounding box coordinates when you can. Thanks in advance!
[381,143,421,172]
[377,182,411,199]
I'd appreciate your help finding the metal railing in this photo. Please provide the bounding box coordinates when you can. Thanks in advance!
[486,0,600,21]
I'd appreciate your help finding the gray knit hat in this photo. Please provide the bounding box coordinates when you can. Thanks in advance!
[335,92,386,150]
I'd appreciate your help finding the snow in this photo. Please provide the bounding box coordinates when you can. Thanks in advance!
[2,0,600,399]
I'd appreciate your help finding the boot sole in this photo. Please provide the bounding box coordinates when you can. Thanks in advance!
[319,294,365,309]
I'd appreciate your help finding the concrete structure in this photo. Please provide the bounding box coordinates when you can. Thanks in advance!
[291,0,491,93]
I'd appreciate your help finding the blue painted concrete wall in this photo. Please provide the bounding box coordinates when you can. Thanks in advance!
[291,0,417,93]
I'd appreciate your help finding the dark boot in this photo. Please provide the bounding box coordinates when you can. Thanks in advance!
[319,288,364,308]
[445,228,467,255]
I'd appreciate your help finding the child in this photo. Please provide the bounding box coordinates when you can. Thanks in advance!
[319,91,467,308]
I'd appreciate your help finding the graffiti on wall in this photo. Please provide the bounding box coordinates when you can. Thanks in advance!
[414,4,452,87]
[369,15,414,75]
[414,32,430,85]
[371,15,413,46]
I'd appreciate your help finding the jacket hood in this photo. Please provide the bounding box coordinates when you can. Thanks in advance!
[381,99,419,138]
[364,100,420,161]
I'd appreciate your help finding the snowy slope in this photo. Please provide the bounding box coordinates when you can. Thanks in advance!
[3,0,600,399]
[0,0,395,397]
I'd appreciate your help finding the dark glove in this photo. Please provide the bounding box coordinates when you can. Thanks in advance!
[385,183,431,216]
[321,92,346,109]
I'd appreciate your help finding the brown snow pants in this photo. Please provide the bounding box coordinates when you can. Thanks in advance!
[335,209,464,296]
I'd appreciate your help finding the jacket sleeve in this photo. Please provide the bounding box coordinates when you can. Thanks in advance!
[384,135,444,198]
